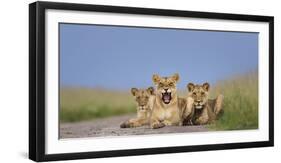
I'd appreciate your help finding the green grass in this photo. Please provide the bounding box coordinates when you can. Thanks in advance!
[208,71,258,130]
[60,88,136,123]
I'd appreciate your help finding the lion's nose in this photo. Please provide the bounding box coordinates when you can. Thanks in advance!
[164,88,168,92]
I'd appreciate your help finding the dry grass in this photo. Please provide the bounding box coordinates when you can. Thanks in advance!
[208,71,258,130]
[60,87,136,122]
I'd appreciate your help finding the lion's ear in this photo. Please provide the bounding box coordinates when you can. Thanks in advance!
[203,82,210,91]
[147,87,154,95]
[152,74,161,84]
[131,88,138,96]
[187,83,195,92]
[172,73,180,82]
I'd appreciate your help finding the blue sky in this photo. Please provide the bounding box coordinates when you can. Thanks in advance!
[60,23,258,90]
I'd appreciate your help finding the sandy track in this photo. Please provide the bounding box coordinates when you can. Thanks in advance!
[60,114,208,139]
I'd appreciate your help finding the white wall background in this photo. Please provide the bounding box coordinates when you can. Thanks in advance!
[0,0,279,162]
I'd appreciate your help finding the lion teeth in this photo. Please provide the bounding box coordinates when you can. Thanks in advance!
[195,106,203,109]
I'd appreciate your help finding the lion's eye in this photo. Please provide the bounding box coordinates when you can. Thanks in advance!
[169,83,174,86]
[192,92,196,96]
[136,97,140,100]
[159,83,164,87]
[201,92,205,96]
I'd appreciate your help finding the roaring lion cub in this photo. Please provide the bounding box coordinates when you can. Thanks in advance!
[120,87,154,128]
[184,82,224,125]
[150,73,187,129]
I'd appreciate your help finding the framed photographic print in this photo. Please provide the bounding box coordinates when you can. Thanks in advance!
[29,1,274,162]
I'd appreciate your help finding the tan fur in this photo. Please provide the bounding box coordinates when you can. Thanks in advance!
[150,73,185,129]
[181,96,195,125]
[120,87,154,128]
[183,82,224,125]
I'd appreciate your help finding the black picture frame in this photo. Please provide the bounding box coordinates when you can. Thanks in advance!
[29,1,274,162]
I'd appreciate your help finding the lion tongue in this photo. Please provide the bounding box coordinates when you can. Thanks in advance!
[163,94,171,102]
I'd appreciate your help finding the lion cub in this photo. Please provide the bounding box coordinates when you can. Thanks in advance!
[150,73,186,129]
[120,87,154,128]
[184,82,224,125]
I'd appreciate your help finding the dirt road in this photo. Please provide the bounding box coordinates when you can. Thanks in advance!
[60,114,208,139]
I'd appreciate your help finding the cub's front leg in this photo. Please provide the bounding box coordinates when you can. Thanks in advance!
[150,115,165,129]
[120,118,148,128]
[182,97,194,125]
[195,116,209,125]
[162,120,173,126]
[214,94,224,115]
[194,108,209,125]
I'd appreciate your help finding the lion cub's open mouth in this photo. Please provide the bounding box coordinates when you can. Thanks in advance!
[162,92,172,104]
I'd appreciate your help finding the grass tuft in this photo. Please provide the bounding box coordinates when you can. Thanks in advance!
[208,71,258,130]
